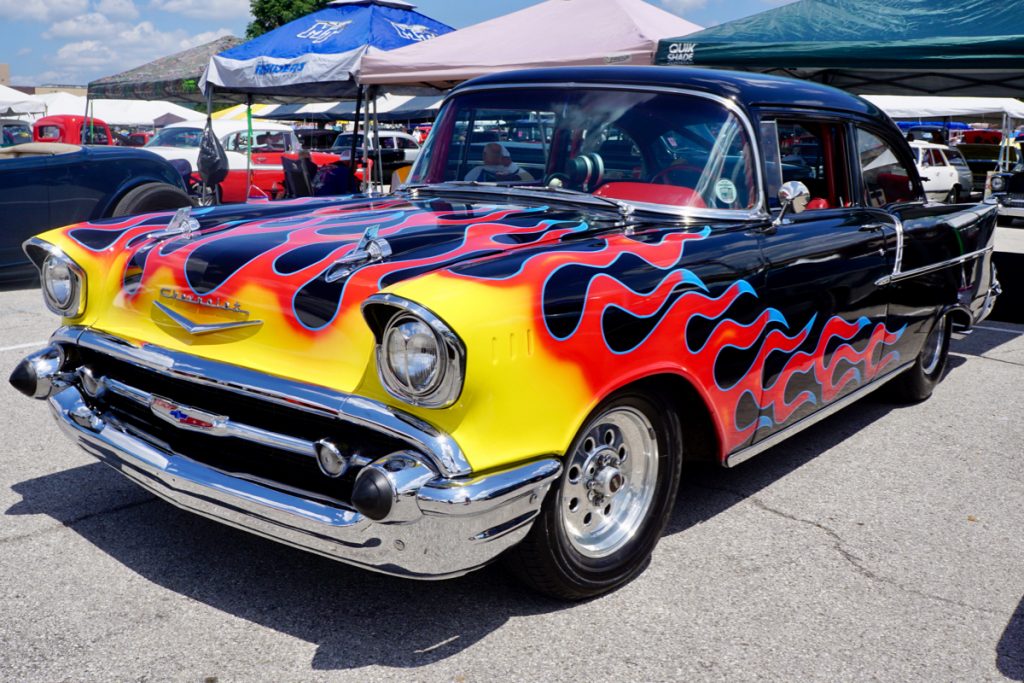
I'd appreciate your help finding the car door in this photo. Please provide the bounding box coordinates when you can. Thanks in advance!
[853,125,999,364]
[753,117,892,442]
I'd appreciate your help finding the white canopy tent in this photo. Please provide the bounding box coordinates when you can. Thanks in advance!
[261,93,442,121]
[0,85,45,117]
[358,0,702,91]
[33,92,198,127]
[863,95,1024,120]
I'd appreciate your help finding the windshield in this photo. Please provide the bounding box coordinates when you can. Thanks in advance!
[147,127,203,148]
[408,87,759,212]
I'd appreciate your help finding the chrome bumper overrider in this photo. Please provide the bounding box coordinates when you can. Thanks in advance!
[18,330,562,579]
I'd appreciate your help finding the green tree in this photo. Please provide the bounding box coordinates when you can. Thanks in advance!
[246,0,330,38]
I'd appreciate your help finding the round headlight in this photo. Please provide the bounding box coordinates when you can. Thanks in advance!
[43,257,74,308]
[383,315,442,395]
[992,175,1006,192]
[40,253,84,317]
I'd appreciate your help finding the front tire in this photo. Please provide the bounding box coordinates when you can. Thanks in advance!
[507,391,682,600]
[890,313,951,402]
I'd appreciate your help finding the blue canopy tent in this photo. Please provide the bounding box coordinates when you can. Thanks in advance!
[200,0,453,102]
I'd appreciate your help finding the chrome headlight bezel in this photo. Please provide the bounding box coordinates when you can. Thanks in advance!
[364,295,465,409]
[24,239,86,318]
[991,175,1007,193]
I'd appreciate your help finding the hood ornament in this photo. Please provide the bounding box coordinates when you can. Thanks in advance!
[325,224,393,283]
[146,206,201,241]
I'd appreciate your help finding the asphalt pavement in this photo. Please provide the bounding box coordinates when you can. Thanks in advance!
[0,285,1021,682]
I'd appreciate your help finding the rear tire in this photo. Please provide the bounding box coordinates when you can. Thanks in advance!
[889,313,951,403]
[111,183,191,217]
[506,390,683,600]
[946,185,961,203]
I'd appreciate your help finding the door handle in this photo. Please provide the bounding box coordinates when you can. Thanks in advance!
[859,222,886,232]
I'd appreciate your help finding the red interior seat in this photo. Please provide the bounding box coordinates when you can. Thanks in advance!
[594,182,707,208]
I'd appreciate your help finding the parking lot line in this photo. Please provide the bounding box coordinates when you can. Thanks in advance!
[975,324,1023,335]
[0,341,46,353]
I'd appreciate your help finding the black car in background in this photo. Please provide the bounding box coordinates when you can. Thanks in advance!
[0,142,190,283]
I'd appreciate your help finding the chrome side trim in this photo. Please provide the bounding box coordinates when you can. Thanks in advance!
[51,327,473,476]
[875,246,994,287]
[725,361,913,468]
[154,301,263,336]
[437,82,770,221]
[46,384,560,580]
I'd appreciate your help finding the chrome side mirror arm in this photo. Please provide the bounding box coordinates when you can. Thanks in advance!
[771,180,811,228]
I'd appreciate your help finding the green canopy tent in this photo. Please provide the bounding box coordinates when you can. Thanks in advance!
[655,0,1024,96]
[88,36,244,104]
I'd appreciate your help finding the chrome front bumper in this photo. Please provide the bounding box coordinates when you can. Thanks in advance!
[17,331,561,580]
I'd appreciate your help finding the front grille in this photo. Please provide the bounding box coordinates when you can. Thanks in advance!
[79,348,410,504]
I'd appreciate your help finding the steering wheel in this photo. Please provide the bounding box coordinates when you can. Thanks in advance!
[650,162,705,186]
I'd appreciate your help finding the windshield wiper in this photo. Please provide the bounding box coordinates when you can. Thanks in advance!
[406,181,639,225]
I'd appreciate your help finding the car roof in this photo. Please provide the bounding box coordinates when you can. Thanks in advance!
[164,119,295,135]
[456,66,883,118]
[909,140,950,150]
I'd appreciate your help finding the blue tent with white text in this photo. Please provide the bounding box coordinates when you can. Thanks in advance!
[201,0,453,102]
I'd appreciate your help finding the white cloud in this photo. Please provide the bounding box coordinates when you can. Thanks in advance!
[95,0,138,18]
[0,0,89,22]
[44,12,119,38]
[179,28,235,50]
[148,0,250,20]
[660,0,707,13]
[16,47,33,56]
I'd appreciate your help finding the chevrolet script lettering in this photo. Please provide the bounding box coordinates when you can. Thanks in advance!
[160,288,249,315]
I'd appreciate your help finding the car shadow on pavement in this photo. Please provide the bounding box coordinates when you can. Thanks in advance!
[998,595,1024,680]
[3,356,972,671]
[6,461,566,671]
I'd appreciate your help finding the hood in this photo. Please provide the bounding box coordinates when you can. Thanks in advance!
[47,194,596,393]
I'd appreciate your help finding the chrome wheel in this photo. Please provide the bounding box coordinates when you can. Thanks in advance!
[559,406,659,559]
[921,316,947,376]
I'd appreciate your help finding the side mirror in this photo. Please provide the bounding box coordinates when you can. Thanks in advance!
[773,181,810,227]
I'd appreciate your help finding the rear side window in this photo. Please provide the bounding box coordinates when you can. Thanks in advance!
[946,150,968,167]
[856,128,917,206]
[38,125,61,140]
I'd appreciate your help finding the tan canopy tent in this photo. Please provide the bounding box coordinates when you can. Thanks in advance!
[358,0,702,91]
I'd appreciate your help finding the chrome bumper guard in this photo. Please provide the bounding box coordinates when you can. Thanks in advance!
[20,330,562,580]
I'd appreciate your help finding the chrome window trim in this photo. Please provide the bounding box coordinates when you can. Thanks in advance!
[49,326,473,476]
[362,293,467,409]
[426,82,770,222]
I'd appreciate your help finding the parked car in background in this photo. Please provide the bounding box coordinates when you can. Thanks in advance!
[905,125,947,145]
[943,146,975,199]
[9,66,999,600]
[332,129,421,181]
[295,128,337,151]
[33,115,114,146]
[0,142,189,283]
[910,140,961,202]
[1,119,32,147]
[145,120,341,203]
[955,143,1021,188]
[125,131,154,147]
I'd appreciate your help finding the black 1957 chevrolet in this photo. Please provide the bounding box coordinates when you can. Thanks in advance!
[11,67,999,599]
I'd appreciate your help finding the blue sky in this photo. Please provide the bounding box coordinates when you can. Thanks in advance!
[0,0,793,86]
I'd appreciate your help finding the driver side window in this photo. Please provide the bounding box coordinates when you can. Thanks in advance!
[772,120,850,210]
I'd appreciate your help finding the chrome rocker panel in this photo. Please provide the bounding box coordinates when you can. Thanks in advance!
[41,351,561,580]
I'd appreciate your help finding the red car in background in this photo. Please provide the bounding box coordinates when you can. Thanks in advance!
[145,120,342,203]
[34,115,114,146]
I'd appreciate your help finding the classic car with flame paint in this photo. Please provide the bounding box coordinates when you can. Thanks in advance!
[10,67,1000,599]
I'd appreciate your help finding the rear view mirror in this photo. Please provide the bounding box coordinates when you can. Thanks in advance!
[772,181,810,228]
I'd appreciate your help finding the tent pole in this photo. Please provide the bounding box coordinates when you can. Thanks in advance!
[246,94,253,199]
[371,86,384,195]
[351,85,363,183]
